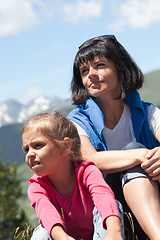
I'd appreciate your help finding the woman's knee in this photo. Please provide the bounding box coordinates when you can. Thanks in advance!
[123,142,145,150]
[121,142,150,187]
[121,165,150,187]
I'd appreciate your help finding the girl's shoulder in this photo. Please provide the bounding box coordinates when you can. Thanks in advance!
[74,160,95,168]
[29,173,51,186]
[74,160,96,178]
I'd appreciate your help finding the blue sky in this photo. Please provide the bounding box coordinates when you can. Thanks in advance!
[0,0,160,104]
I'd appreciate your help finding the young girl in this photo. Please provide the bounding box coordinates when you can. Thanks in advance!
[21,111,123,240]
[67,34,160,239]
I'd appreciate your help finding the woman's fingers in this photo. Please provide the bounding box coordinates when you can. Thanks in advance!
[141,147,160,177]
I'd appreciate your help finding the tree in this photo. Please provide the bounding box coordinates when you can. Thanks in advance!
[0,157,30,239]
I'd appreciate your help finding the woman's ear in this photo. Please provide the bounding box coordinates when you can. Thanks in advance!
[62,137,72,156]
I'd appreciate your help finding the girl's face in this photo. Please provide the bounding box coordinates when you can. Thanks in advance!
[22,128,64,177]
[79,55,120,99]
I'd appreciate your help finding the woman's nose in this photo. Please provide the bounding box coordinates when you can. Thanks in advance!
[88,67,98,78]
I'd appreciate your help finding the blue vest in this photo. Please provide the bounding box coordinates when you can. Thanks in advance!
[67,91,159,151]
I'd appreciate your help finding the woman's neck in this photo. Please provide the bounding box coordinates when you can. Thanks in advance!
[95,96,124,130]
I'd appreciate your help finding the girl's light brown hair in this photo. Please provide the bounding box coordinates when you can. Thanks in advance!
[22,111,81,161]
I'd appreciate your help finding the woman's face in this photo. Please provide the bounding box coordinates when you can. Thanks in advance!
[79,55,121,99]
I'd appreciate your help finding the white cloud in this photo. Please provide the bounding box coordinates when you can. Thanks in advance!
[63,0,104,24]
[0,0,55,37]
[107,0,160,31]
[0,0,39,37]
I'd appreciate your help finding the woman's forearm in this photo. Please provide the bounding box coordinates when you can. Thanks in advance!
[88,148,148,173]
[80,135,149,174]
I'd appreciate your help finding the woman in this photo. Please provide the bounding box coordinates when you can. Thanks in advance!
[67,35,160,239]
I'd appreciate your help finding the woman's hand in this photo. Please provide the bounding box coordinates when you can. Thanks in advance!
[141,147,160,181]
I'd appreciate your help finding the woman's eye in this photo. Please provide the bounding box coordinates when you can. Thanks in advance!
[97,63,105,68]
[81,68,88,75]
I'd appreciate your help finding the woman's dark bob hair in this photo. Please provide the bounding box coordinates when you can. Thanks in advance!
[71,35,144,105]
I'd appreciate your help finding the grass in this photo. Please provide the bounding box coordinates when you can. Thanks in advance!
[13,224,33,240]
[13,164,39,239]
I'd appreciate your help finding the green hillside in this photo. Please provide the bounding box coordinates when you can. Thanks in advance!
[140,69,160,107]
[17,163,38,225]
[0,123,25,165]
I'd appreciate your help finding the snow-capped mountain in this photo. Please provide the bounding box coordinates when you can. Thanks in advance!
[0,96,71,127]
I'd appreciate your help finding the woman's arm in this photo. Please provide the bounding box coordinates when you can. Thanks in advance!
[140,105,160,180]
[155,125,160,142]
[141,126,160,181]
[80,135,149,174]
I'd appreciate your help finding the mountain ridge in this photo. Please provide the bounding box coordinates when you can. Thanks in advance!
[0,96,71,127]
[1,69,160,128]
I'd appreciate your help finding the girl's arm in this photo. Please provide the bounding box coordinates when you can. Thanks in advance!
[28,178,65,236]
[83,164,122,239]
[104,216,122,240]
[51,225,75,240]
[80,135,148,173]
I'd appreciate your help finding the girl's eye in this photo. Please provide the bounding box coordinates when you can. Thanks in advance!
[23,147,29,153]
[34,143,43,149]
[34,142,46,149]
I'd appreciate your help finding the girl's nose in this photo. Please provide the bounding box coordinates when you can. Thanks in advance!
[26,152,36,166]
[27,148,36,159]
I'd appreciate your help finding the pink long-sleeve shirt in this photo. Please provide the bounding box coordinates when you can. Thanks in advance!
[28,161,120,240]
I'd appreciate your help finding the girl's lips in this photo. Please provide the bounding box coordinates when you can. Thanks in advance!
[31,161,40,168]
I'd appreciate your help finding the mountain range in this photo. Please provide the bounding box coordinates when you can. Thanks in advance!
[1,69,160,128]
[0,69,160,165]
[0,96,72,127]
